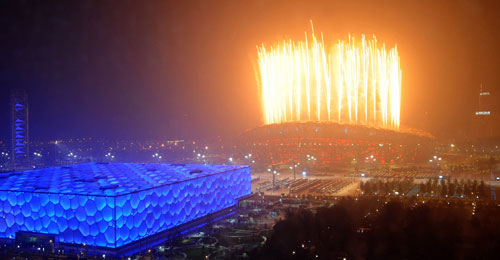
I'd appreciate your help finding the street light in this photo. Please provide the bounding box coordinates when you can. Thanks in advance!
[105,152,115,160]
[153,153,162,161]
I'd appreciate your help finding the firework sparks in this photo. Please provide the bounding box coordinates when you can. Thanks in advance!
[256,22,402,129]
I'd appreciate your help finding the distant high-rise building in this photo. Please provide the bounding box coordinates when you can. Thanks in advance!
[472,84,497,139]
[10,89,29,166]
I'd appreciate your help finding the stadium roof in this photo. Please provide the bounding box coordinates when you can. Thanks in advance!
[0,162,248,197]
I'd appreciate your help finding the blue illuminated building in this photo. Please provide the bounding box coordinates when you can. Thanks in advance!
[0,163,251,248]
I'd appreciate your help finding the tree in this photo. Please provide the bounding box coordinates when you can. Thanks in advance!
[456,186,463,197]
[397,182,404,194]
[425,180,432,194]
[419,183,427,195]
[463,184,471,198]
[364,182,372,195]
[447,183,455,197]
[479,181,489,199]
[440,184,448,197]
[382,182,390,195]
[472,180,478,194]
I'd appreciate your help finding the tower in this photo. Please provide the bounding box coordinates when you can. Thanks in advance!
[10,89,29,166]
[473,84,496,139]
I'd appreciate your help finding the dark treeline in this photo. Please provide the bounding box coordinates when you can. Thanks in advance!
[360,178,414,196]
[360,178,495,199]
[250,197,500,260]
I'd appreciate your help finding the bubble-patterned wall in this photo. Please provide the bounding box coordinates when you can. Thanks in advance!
[0,163,251,248]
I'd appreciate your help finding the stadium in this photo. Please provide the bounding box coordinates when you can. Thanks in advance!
[241,122,434,168]
[245,25,434,168]
[0,162,251,255]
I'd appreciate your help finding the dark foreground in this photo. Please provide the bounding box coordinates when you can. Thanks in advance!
[250,197,500,260]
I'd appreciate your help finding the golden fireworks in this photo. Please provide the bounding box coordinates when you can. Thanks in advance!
[256,22,401,129]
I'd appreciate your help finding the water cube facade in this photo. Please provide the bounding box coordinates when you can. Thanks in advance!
[0,163,251,248]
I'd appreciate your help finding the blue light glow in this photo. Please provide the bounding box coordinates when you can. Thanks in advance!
[0,163,251,248]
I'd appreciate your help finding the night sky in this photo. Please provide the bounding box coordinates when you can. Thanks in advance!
[1,0,500,142]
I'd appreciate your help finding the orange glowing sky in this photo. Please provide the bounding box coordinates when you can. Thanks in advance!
[3,0,500,140]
